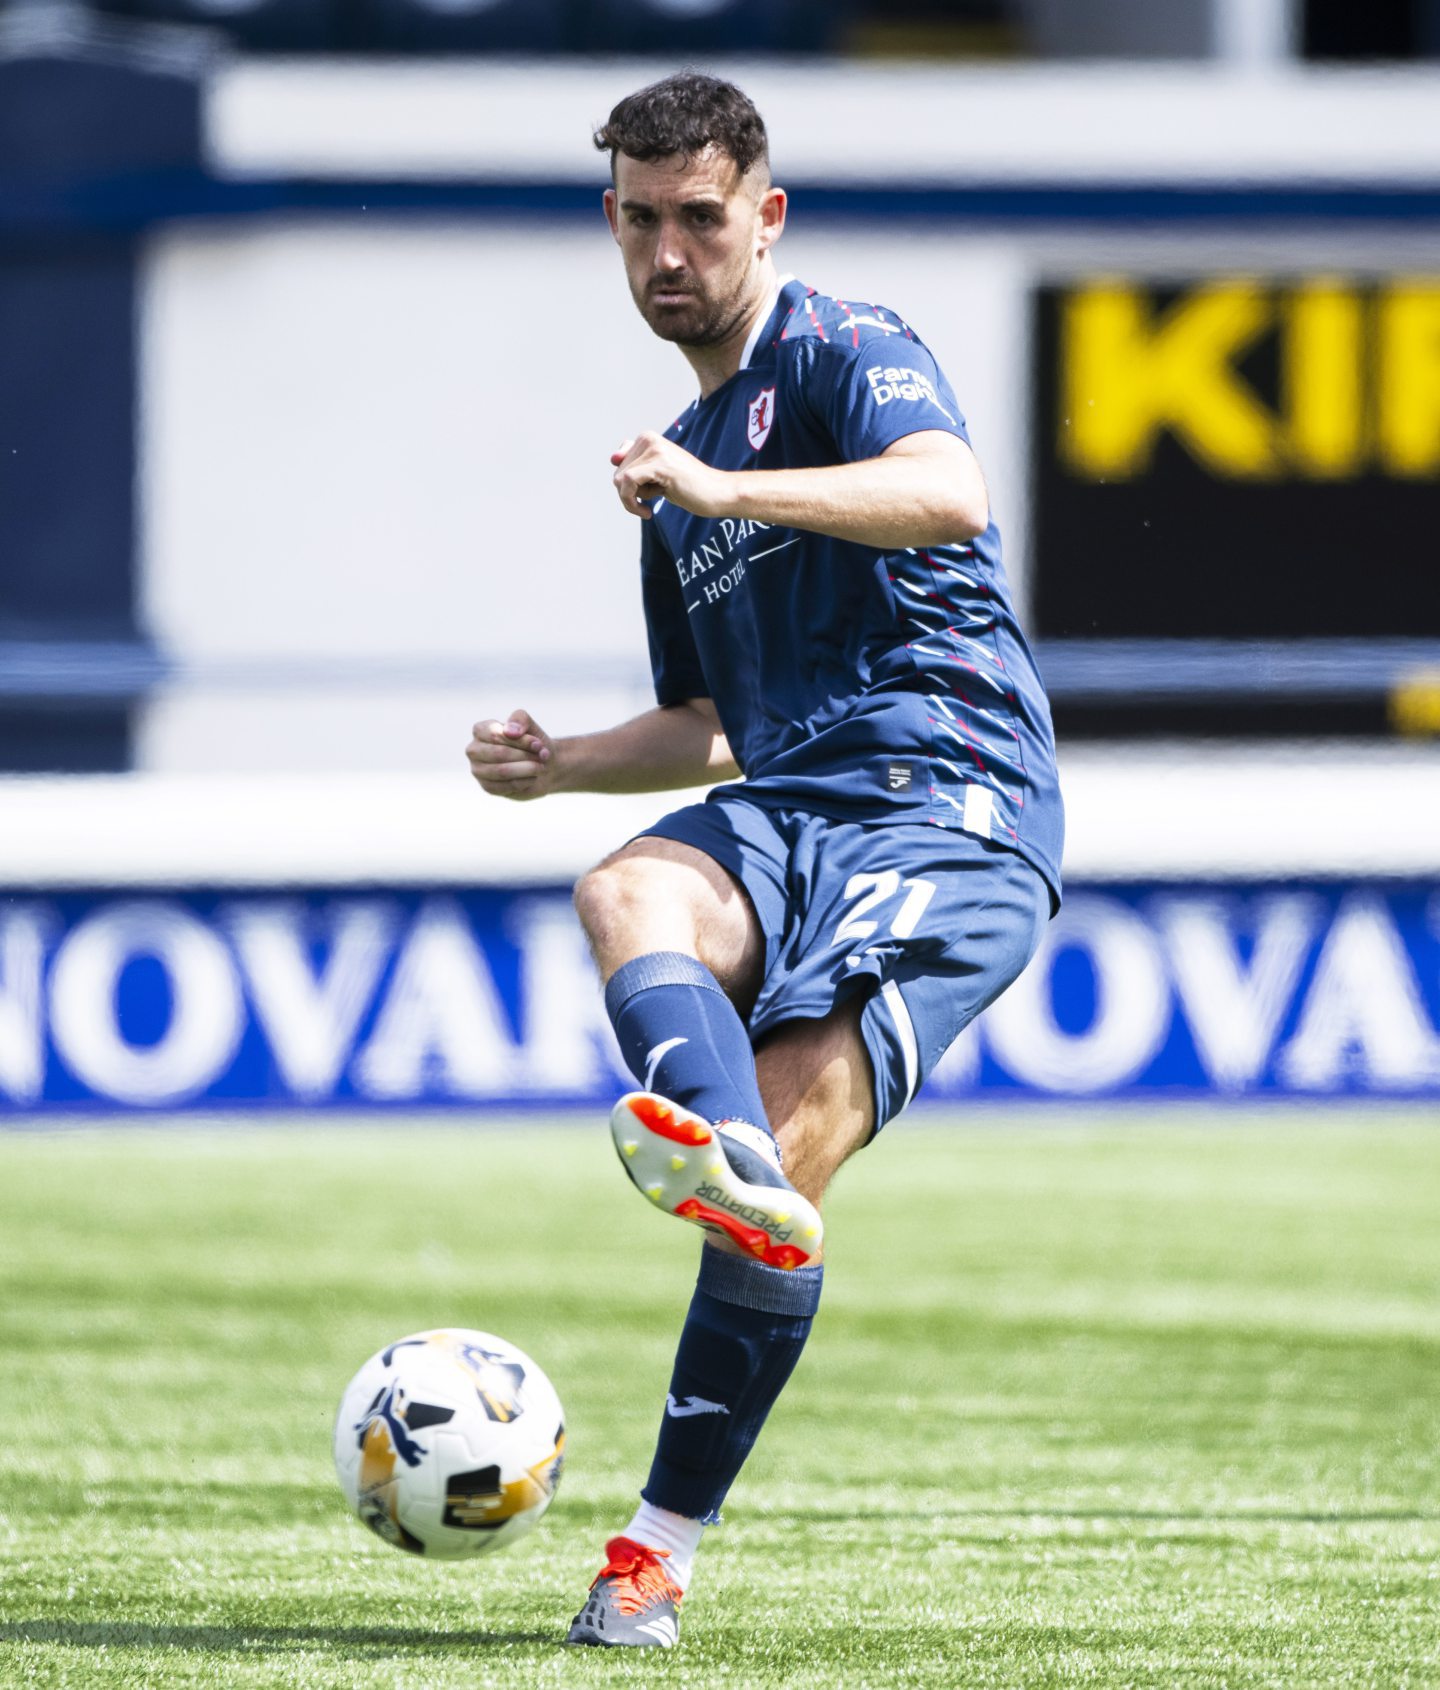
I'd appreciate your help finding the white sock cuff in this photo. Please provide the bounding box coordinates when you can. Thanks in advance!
[624,1500,706,1592]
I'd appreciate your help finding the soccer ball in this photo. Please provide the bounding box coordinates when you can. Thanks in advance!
[333,1327,565,1559]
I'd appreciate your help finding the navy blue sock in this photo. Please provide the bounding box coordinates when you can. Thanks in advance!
[643,1246,823,1522]
[605,951,770,1131]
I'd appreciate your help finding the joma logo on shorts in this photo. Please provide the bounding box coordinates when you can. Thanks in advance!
[696,1183,792,1240]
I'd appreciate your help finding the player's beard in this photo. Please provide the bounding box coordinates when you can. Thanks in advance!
[638,270,753,350]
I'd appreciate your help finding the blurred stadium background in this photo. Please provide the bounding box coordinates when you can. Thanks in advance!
[0,0,1436,1112]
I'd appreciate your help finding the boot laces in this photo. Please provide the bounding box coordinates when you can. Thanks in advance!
[592,1536,683,1615]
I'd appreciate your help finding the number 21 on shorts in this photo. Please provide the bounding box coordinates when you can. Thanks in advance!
[832,871,937,956]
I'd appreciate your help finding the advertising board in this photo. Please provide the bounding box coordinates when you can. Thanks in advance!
[1031,277,1440,642]
[1,882,1435,1113]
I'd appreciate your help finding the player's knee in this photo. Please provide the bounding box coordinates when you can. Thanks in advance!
[573,861,625,944]
[573,855,678,952]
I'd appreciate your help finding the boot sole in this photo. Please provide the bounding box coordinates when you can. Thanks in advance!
[608,1091,822,1270]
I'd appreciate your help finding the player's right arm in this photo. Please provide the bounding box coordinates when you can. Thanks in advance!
[467,700,737,802]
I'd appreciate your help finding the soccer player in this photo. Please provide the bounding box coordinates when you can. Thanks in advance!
[467,71,1063,1648]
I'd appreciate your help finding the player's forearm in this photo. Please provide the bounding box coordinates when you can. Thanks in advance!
[551,703,738,795]
[723,453,986,550]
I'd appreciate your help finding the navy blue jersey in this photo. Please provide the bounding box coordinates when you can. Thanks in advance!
[640,276,1063,905]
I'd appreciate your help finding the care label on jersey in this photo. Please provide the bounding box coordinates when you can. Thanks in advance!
[886,762,913,792]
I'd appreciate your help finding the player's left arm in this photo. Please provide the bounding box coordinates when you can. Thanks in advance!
[610,428,988,550]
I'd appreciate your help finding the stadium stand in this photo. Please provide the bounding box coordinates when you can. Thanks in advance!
[101,0,344,53]
[355,0,569,56]
[75,0,846,54]
[4,0,1440,57]
[568,0,846,56]
[102,0,569,54]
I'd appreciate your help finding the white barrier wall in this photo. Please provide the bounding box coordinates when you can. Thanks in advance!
[137,221,1027,771]
[208,61,1440,185]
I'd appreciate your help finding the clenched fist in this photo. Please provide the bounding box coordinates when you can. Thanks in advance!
[611,432,733,520]
[466,708,555,801]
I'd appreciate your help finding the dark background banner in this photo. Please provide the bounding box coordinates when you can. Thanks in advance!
[1031,278,1440,642]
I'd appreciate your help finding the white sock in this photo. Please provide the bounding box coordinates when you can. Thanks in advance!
[623,1500,705,1592]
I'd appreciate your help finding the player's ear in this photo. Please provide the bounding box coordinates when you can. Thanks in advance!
[603,187,621,243]
[756,186,786,255]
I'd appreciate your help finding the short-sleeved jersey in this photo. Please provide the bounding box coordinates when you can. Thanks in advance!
[641,276,1063,906]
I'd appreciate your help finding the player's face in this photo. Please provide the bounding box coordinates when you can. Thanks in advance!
[604,149,784,350]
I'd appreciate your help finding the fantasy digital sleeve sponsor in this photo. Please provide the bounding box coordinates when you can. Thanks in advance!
[796,327,971,465]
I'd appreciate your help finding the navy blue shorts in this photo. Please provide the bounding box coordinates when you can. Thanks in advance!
[638,790,1050,1130]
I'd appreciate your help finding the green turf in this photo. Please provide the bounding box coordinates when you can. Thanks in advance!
[2,1112,1438,1688]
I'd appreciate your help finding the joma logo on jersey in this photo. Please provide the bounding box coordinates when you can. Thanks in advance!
[867,365,941,407]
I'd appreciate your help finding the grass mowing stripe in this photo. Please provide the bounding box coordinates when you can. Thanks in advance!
[1,1113,1437,1687]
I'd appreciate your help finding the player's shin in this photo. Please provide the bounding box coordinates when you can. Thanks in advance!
[641,1244,823,1528]
[605,952,772,1137]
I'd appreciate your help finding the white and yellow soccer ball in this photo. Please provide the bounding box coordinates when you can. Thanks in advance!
[333,1327,565,1559]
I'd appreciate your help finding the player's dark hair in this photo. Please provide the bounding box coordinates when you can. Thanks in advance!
[593,73,769,180]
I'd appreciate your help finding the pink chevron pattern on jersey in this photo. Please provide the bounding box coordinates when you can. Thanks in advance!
[766,287,1030,850]
[777,288,920,351]
[888,542,1026,847]
[650,277,1059,892]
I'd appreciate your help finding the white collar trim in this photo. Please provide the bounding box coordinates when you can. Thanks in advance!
[739,273,794,372]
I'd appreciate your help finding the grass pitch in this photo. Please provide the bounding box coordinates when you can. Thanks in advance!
[2,1112,1438,1689]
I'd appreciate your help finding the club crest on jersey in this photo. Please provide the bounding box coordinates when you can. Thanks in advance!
[746,387,776,451]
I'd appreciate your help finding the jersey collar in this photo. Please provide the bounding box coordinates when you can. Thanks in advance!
[738,272,796,372]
